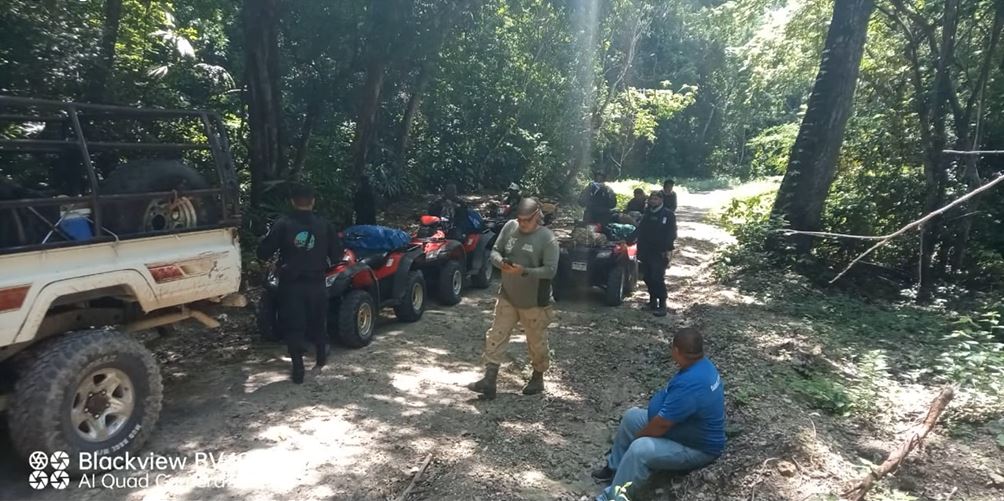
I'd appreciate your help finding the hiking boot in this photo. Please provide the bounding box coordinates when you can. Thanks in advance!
[591,465,615,482]
[467,364,499,399]
[654,298,667,317]
[291,356,305,384]
[522,370,545,395]
[642,298,657,311]
[315,344,328,369]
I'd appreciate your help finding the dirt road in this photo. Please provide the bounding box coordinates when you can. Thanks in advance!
[5,182,998,501]
[1,185,748,501]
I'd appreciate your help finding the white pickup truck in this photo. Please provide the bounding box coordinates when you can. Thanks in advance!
[0,96,243,471]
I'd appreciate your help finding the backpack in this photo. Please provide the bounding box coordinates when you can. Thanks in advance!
[605,223,637,242]
[466,210,483,231]
[343,225,411,253]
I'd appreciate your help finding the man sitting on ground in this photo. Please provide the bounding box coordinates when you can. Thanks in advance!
[591,327,725,500]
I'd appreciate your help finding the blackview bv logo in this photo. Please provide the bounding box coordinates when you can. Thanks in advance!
[27,451,71,490]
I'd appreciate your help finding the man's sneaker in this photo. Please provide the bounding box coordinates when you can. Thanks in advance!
[590,465,614,483]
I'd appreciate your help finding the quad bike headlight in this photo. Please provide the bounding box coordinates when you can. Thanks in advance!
[595,249,612,260]
[325,274,337,288]
[267,273,279,288]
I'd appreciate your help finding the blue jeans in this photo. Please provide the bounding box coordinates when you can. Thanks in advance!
[598,407,717,500]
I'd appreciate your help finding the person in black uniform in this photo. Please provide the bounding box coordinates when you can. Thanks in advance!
[661,178,678,213]
[625,188,647,213]
[428,184,472,240]
[578,171,617,225]
[501,183,522,218]
[257,184,343,384]
[637,190,677,317]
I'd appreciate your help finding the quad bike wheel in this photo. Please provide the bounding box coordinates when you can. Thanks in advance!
[337,290,376,348]
[393,271,427,322]
[437,260,464,305]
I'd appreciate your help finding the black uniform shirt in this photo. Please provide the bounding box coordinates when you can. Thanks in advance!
[257,210,343,281]
[637,205,677,256]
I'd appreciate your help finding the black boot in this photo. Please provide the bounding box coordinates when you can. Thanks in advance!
[466,364,500,400]
[591,465,615,483]
[315,344,328,369]
[522,370,545,395]
[291,356,305,384]
[643,296,657,310]
[654,298,667,317]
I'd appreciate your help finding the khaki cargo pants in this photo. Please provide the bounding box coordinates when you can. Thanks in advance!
[482,296,554,372]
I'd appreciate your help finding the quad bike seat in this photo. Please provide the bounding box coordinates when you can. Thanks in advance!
[357,251,389,268]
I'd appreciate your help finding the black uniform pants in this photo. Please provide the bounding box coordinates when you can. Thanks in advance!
[640,253,669,301]
[278,278,328,358]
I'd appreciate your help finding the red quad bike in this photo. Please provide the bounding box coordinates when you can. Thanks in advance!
[411,214,496,305]
[554,224,639,306]
[258,244,427,348]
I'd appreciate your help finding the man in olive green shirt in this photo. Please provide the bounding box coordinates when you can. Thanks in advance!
[467,198,559,399]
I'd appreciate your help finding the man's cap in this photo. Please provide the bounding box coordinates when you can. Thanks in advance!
[663,178,675,186]
[508,182,520,191]
[649,190,665,199]
[515,197,541,217]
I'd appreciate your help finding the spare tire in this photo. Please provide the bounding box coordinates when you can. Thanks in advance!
[100,161,218,235]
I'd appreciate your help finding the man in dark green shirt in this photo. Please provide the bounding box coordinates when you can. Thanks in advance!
[467,198,559,399]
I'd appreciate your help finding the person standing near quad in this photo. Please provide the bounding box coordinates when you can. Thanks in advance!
[579,171,617,225]
[637,191,676,317]
[661,178,678,213]
[429,183,473,239]
[467,198,559,399]
[257,184,343,384]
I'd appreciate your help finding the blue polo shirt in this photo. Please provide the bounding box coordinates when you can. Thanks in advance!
[646,357,726,456]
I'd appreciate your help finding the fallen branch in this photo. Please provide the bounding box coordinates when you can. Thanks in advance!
[942,149,1004,156]
[843,386,955,501]
[396,453,434,501]
[827,171,1004,284]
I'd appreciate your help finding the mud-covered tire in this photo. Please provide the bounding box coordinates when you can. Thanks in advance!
[256,292,281,342]
[624,260,639,295]
[337,290,376,348]
[437,260,464,306]
[9,330,163,475]
[604,265,626,306]
[471,254,493,289]
[101,160,217,235]
[393,271,426,322]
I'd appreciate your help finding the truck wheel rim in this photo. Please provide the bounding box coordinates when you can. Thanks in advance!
[144,197,197,231]
[452,270,462,295]
[358,302,373,337]
[412,283,424,311]
[71,368,135,443]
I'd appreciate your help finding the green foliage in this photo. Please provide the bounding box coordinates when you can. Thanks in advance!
[745,122,798,179]
[935,305,1004,421]
[712,190,796,277]
[788,375,853,416]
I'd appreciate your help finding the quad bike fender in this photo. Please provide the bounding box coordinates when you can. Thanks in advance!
[469,230,495,274]
[390,248,423,300]
[345,266,380,305]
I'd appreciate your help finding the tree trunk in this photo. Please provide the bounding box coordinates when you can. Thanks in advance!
[397,62,433,166]
[770,0,876,252]
[243,0,285,208]
[918,0,959,301]
[86,0,123,103]
[947,8,1002,272]
[289,97,323,181]
[350,0,398,221]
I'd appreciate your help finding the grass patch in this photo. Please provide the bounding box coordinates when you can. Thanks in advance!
[724,269,1004,423]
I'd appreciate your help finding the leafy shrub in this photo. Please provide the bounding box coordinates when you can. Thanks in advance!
[788,375,853,416]
[935,305,1004,422]
[712,191,795,277]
